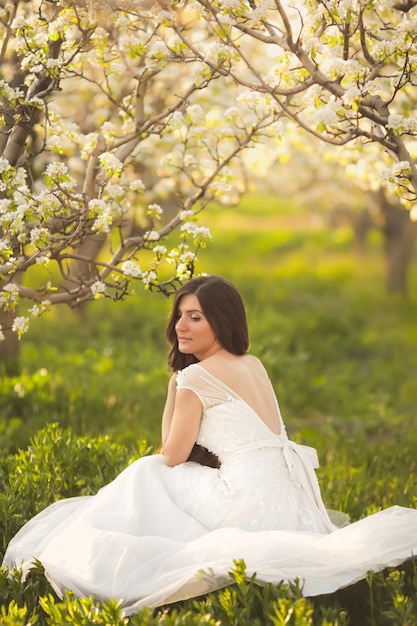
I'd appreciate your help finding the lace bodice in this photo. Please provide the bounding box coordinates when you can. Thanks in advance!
[176,363,288,460]
[175,363,335,534]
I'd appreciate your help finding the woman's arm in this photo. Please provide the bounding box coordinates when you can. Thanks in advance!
[161,374,219,468]
[162,382,203,467]
[161,374,178,446]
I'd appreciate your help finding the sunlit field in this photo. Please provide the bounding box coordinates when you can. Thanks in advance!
[1,195,417,624]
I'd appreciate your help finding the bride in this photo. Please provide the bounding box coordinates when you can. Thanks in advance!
[3,275,417,615]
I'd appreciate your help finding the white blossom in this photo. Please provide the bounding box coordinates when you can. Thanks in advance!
[99,152,123,176]
[121,260,142,277]
[46,134,67,152]
[3,283,20,295]
[118,31,149,55]
[217,13,234,26]
[12,316,29,337]
[311,99,341,128]
[0,197,11,213]
[152,177,175,197]
[29,304,40,317]
[376,168,393,184]
[13,166,27,187]
[208,178,233,197]
[393,161,411,176]
[195,41,229,66]
[11,16,26,30]
[147,203,163,217]
[180,222,212,239]
[248,0,275,22]
[101,122,117,143]
[167,249,180,261]
[129,179,146,192]
[89,199,113,233]
[45,58,62,70]
[387,114,405,131]
[180,250,196,263]
[0,157,11,174]
[150,40,167,58]
[28,97,44,111]
[387,115,417,134]
[377,160,411,191]
[179,210,194,220]
[142,270,157,284]
[44,161,69,178]
[104,184,125,200]
[168,111,184,132]
[166,33,185,53]
[79,133,99,160]
[91,281,107,296]
[1,283,20,304]
[0,239,11,252]
[144,230,160,241]
[183,154,197,167]
[0,80,24,101]
[30,227,49,247]
[176,263,193,280]
[224,107,241,122]
[186,104,205,125]
[220,0,242,9]
[153,245,167,255]
[342,86,362,106]
[161,151,182,168]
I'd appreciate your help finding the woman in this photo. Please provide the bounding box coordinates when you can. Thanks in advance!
[3,275,417,615]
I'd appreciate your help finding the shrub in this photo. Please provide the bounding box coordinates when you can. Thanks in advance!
[0,424,149,556]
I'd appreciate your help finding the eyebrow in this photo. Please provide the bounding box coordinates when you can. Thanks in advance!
[179,308,203,314]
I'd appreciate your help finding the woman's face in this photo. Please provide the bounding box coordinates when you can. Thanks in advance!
[175,294,222,361]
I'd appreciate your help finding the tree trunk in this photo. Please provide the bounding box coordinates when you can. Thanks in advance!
[378,190,417,295]
[351,208,374,254]
[0,309,19,375]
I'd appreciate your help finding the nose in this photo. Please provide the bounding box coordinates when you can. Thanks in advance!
[175,317,186,332]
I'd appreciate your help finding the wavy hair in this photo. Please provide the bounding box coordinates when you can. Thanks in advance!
[166,275,249,371]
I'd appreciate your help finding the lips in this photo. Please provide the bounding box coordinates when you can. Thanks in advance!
[177,337,192,351]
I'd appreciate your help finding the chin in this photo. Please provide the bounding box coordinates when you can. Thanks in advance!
[178,342,193,353]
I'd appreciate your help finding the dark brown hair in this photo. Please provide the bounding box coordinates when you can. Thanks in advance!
[166,275,249,371]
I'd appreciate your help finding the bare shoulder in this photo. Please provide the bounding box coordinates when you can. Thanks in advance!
[198,351,280,429]
[199,352,269,383]
[244,353,267,371]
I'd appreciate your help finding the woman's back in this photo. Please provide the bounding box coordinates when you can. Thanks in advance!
[174,361,335,535]
[196,352,282,435]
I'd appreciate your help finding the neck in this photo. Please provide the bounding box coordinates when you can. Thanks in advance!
[196,344,225,362]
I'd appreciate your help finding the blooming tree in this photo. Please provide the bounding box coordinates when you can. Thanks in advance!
[184,0,417,290]
[2,0,417,361]
[264,135,417,291]
[0,0,284,360]
[193,0,417,196]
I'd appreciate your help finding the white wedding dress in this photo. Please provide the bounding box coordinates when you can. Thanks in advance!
[3,364,417,615]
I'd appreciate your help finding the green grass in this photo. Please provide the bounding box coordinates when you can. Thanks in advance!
[0,194,416,624]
